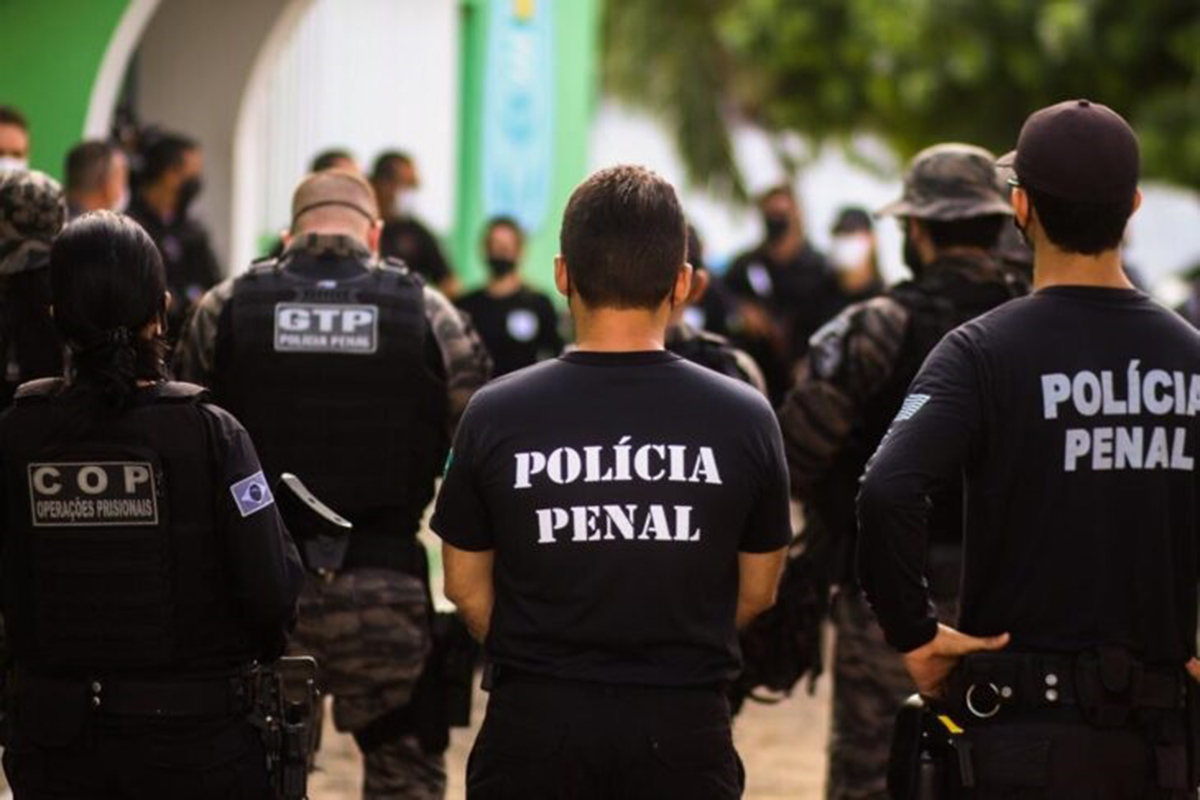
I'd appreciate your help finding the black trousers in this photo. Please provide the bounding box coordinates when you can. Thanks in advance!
[2,717,270,800]
[467,675,744,799]
[958,720,1194,799]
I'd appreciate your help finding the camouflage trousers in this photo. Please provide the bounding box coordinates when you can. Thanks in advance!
[289,568,447,800]
[826,588,959,800]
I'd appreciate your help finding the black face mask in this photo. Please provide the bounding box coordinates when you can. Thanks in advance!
[176,177,203,216]
[763,214,790,243]
[903,233,926,279]
[487,257,518,278]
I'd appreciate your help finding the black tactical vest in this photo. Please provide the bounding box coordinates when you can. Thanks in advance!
[0,380,254,676]
[820,256,1020,582]
[215,257,447,535]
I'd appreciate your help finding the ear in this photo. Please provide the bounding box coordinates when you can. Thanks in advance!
[1131,189,1143,216]
[1011,187,1031,228]
[279,228,292,249]
[686,267,710,305]
[367,220,382,255]
[671,263,693,308]
[554,256,571,300]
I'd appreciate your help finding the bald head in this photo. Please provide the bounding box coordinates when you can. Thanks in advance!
[291,169,380,240]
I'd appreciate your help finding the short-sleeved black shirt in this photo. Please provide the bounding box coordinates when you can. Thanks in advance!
[859,287,1200,666]
[456,286,563,376]
[432,350,792,687]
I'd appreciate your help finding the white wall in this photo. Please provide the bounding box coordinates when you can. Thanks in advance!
[590,101,1200,297]
[234,0,460,270]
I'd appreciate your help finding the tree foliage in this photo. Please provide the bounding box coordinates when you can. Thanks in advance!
[603,0,1200,194]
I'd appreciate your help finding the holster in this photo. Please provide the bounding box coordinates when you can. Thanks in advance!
[248,657,319,800]
[888,695,974,800]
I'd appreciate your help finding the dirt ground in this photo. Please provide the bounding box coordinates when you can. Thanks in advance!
[309,675,832,800]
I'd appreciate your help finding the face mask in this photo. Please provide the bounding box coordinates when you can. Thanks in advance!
[177,176,203,215]
[393,189,415,217]
[487,257,518,278]
[831,234,872,273]
[0,156,28,173]
[763,214,790,243]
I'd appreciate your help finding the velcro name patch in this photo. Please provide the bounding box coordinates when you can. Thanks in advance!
[28,461,159,527]
[274,303,379,354]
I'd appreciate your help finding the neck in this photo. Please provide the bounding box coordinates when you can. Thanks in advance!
[141,184,176,221]
[1033,244,1131,292]
[486,272,523,297]
[67,191,102,213]
[573,305,669,353]
[767,231,803,261]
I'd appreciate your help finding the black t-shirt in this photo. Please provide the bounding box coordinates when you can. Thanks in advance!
[859,287,1200,667]
[432,350,792,686]
[456,286,563,377]
[379,216,452,286]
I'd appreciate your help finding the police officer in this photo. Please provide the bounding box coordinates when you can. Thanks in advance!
[64,140,129,218]
[126,132,221,338]
[667,224,766,394]
[725,184,839,403]
[175,169,491,800]
[858,100,1199,796]
[0,170,67,409]
[371,151,460,297]
[0,211,304,798]
[434,165,791,799]
[456,215,564,376]
[777,144,1020,800]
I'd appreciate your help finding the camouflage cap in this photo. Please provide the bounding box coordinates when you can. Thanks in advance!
[0,169,65,246]
[877,143,1013,221]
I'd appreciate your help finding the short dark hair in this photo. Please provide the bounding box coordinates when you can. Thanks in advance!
[922,214,1007,250]
[0,105,28,131]
[310,148,354,173]
[1024,186,1134,256]
[560,165,685,310]
[141,133,197,184]
[759,183,795,206]
[483,215,525,248]
[65,140,117,194]
[371,150,413,182]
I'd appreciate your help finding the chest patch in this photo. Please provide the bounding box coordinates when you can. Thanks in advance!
[274,303,379,354]
[506,309,540,343]
[28,461,159,528]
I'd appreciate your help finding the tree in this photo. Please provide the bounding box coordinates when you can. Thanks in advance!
[603,0,1200,194]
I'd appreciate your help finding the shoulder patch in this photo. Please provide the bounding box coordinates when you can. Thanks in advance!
[231,470,275,518]
[894,393,931,422]
[808,314,851,380]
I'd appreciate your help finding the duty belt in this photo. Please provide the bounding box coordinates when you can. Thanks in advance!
[949,648,1185,728]
[18,671,252,718]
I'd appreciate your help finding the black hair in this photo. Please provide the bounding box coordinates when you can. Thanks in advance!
[140,133,197,184]
[49,211,168,408]
[371,150,413,182]
[0,105,28,131]
[560,165,685,310]
[65,140,118,194]
[482,215,525,248]
[922,214,1008,250]
[310,148,355,173]
[759,183,796,206]
[686,223,707,272]
[1024,185,1134,256]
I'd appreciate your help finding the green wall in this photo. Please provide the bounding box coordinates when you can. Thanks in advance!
[453,0,601,297]
[0,0,131,179]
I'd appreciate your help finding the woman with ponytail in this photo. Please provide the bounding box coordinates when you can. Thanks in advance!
[0,211,304,799]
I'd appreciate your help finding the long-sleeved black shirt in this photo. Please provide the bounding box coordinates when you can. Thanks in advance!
[858,286,1200,667]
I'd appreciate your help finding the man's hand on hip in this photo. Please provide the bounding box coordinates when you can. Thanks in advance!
[903,623,1010,698]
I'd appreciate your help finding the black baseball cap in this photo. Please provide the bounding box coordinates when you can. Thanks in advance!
[999,99,1139,203]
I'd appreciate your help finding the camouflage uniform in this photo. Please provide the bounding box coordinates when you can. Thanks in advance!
[777,145,1021,800]
[0,170,67,408]
[176,234,491,800]
[666,320,768,395]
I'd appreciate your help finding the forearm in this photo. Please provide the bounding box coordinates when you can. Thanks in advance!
[736,593,776,629]
[453,589,494,642]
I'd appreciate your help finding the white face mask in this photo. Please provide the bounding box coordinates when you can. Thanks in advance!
[0,156,28,174]
[393,188,415,217]
[831,234,873,273]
